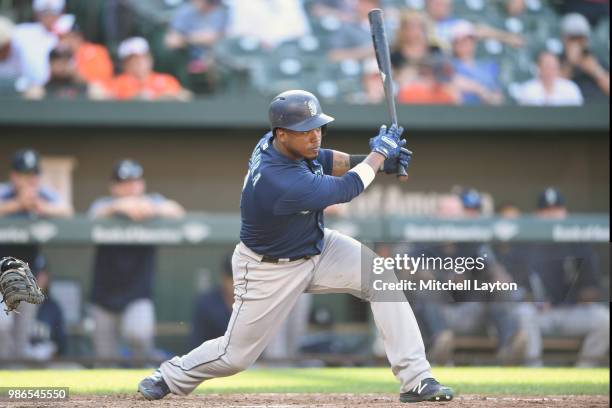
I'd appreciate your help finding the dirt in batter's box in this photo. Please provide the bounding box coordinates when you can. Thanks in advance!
[6,393,609,407]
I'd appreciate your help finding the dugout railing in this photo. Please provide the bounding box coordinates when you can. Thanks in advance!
[0,214,608,366]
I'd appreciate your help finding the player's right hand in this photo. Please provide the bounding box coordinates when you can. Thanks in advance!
[382,147,413,174]
[369,124,406,159]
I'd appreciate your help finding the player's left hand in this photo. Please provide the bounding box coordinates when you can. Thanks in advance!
[382,147,413,175]
[369,124,406,159]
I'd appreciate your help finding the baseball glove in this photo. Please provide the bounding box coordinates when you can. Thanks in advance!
[0,257,45,314]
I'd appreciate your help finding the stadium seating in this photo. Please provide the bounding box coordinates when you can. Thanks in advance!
[0,0,609,102]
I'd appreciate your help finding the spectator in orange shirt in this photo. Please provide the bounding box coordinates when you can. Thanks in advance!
[106,37,190,101]
[397,54,460,105]
[59,27,113,84]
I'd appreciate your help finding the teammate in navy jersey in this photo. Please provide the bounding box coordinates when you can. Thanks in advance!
[0,148,72,360]
[140,90,454,403]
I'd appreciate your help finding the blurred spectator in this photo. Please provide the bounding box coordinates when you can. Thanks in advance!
[425,0,459,45]
[458,188,485,217]
[535,187,568,218]
[504,0,527,18]
[496,202,521,219]
[436,193,464,218]
[451,21,503,105]
[165,0,227,79]
[513,188,609,367]
[24,46,92,100]
[11,0,75,88]
[0,148,72,360]
[328,0,381,62]
[361,58,386,103]
[59,27,113,84]
[0,16,23,93]
[327,0,385,103]
[191,253,312,360]
[29,264,68,360]
[559,0,610,27]
[105,37,190,101]
[516,50,583,106]
[425,0,524,49]
[88,159,185,363]
[391,11,441,85]
[559,13,610,102]
[397,54,460,104]
[226,0,310,49]
[309,0,356,23]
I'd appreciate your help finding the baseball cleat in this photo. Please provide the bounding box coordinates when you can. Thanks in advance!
[138,369,171,400]
[399,377,454,403]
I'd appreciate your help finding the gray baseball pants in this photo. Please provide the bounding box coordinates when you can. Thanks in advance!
[92,298,155,361]
[161,228,431,395]
[0,301,38,359]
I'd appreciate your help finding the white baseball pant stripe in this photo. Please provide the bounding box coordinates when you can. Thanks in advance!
[161,228,431,395]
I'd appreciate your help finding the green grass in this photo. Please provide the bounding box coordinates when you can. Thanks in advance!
[0,367,608,395]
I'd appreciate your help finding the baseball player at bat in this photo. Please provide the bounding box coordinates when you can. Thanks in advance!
[139,90,454,403]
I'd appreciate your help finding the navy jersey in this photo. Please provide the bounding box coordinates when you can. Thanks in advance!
[0,183,62,218]
[190,287,232,349]
[240,132,364,258]
[0,183,61,276]
[527,243,600,305]
[88,194,166,312]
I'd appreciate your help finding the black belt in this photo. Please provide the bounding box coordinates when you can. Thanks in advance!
[261,255,311,263]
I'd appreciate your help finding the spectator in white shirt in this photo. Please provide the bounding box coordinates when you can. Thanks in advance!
[425,0,524,50]
[12,0,75,88]
[226,0,310,49]
[517,50,584,106]
[0,16,23,93]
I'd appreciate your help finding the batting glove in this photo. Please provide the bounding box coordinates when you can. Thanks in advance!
[369,124,406,159]
[382,147,413,174]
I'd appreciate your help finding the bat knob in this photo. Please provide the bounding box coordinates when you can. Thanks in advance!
[397,166,409,181]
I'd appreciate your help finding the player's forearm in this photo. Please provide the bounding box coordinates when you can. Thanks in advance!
[156,201,185,219]
[348,152,385,191]
[331,151,383,176]
[0,200,22,216]
[362,152,386,173]
[38,203,73,218]
[90,201,122,219]
[594,72,610,95]
[188,31,220,46]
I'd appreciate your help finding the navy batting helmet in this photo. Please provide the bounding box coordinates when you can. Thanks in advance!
[268,90,334,133]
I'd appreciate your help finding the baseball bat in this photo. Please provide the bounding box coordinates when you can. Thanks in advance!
[368,8,408,180]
